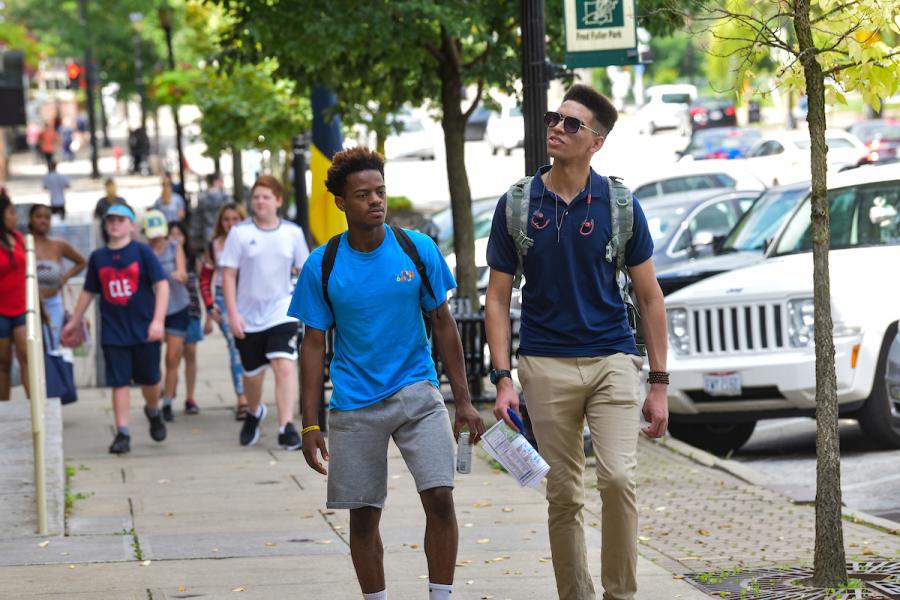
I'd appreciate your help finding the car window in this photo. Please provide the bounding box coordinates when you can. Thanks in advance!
[725,187,810,252]
[795,137,855,150]
[509,105,523,117]
[644,206,687,244]
[671,200,739,253]
[661,93,691,104]
[773,181,900,255]
[749,140,783,157]
[634,183,659,200]
[660,174,724,194]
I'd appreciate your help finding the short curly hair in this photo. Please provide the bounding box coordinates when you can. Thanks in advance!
[325,147,385,198]
[563,84,618,136]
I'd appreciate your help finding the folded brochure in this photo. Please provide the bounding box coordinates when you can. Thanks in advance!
[481,420,550,488]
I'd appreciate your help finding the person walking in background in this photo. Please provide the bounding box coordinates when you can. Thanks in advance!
[168,221,203,415]
[62,204,169,454]
[38,123,58,168]
[153,174,186,225]
[42,161,70,221]
[220,176,309,448]
[94,179,127,245]
[199,203,248,419]
[192,173,228,250]
[143,210,191,423]
[0,193,29,400]
[29,204,86,348]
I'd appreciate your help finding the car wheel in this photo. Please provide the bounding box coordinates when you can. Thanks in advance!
[857,324,900,448]
[668,421,757,456]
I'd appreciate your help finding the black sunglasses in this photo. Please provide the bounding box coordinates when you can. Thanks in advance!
[543,111,603,136]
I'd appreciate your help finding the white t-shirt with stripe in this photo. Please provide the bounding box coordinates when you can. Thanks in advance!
[219,219,311,333]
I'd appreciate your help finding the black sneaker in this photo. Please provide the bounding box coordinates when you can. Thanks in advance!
[161,403,175,422]
[109,432,131,454]
[240,404,267,446]
[278,423,302,450]
[145,406,167,442]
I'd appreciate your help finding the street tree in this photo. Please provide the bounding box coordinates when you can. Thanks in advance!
[213,0,574,305]
[660,0,899,588]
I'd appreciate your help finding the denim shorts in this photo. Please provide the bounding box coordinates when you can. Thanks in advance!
[326,381,455,510]
[0,313,27,338]
[185,317,203,344]
[164,308,190,338]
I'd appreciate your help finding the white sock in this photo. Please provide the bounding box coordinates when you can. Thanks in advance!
[278,424,286,434]
[252,405,263,418]
[163,396,174,407]
[428,582,452,599]
[363,591,387,600]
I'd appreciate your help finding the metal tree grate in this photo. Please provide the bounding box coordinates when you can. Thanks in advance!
[684,560,900,599]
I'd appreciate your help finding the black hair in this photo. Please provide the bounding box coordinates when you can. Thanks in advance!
[325,147,385,198]
[205,172,221,187]
[0,192,16,256]
[29,203,50,219]
[562,84,618,135]
[168,221,194,271]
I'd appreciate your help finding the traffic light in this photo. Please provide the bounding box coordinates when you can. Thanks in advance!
[67,62,82,90]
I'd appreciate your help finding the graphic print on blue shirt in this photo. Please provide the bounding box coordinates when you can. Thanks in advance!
[288,226,456,411]
[84,241,166,346]
[486,167,654,358]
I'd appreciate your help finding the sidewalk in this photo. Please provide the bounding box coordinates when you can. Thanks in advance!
[0,332,709,600]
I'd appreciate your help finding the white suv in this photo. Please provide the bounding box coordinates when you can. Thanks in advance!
[663,162,900,454]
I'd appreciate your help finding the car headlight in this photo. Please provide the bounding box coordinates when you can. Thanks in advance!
[667,308,690,355]
[788,298,815,347]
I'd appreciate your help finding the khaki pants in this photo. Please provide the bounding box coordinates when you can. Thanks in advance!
[519,353,642,600]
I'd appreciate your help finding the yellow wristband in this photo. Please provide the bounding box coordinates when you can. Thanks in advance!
[301,425,320,436]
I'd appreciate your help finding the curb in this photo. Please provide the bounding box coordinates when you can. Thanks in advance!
[648,434,900,538]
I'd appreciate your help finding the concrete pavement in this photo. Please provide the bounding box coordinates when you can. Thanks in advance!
[0,330,711,599]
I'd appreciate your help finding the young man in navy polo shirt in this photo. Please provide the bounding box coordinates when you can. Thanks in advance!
[484,84,670,600]
[63,204,170,455]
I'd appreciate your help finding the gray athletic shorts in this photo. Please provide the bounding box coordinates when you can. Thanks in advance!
[327,380,455,510]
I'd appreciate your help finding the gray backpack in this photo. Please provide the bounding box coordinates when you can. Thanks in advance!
[505,175,645,354]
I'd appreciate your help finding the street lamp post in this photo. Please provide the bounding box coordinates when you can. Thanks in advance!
[159,3,186,195]
[129,12,147,132]
[520,0,550,175]
[77,0,100,179]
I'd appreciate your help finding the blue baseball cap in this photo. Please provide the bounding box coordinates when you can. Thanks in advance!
[104,204,136,222]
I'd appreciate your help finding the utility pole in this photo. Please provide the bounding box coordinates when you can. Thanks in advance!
[521,0,550,175]
[159,4,186,194]
[77,0,100,179]
[129,13,147,131]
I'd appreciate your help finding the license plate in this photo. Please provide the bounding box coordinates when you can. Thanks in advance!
[703,372,742,397]
[710,110,723,120]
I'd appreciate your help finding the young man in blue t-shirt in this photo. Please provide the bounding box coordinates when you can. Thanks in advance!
[484,85,669,600]
[289,147,485,600]
[63,204,170,455]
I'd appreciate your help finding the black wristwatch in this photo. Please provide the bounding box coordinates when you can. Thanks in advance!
[489,368,512,385]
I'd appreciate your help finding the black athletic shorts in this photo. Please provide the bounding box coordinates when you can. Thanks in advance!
[234,321,300,376]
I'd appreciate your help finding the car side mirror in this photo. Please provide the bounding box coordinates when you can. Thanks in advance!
[762,237,773,253]
[712,234,726,253]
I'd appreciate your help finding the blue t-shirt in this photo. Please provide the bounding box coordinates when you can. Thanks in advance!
[288,226,456,411]
[486,166,654,357]
[83,241,167,346]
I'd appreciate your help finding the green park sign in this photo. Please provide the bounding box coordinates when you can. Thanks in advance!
[564,0,640,68]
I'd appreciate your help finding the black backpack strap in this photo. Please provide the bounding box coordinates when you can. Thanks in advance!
[390,225,438,306]
[321,233,342,319]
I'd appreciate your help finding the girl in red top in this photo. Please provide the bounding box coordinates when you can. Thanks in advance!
[0,192,29,400]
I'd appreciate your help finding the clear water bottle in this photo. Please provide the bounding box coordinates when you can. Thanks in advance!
[456,431,472,474]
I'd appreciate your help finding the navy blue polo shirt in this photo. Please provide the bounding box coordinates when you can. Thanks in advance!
[486,166,653,357]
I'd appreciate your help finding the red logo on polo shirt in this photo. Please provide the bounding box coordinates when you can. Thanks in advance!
[99,262,140,306]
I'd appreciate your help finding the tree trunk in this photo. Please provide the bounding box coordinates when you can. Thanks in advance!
[794,1,847,588]
[232,148,244,208]
[376,130,387,155]
[438,27,478,310]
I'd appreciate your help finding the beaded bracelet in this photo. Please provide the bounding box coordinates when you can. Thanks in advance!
[648,371,670,385]
[301,425,321,436]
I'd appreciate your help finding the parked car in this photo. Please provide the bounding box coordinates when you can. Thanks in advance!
[656,182,809,295]
[384,113,437,160]
[424,197,498,254]
[465,106,492,141]
[848,119,900,164]
[662,162,900,455]
[635,84,698,135]
[739,129,870,186]
[644,189,759,271]
[687,97,738,132]
[486,104,525,156]
[679,127,763,161]
[631,161,767,201]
